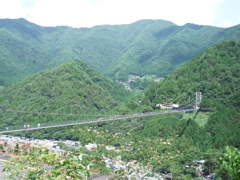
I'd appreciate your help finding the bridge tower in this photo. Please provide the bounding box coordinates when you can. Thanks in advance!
[195,92,202,109]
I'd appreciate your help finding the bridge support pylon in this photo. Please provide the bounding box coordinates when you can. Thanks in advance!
[195,92,202,109]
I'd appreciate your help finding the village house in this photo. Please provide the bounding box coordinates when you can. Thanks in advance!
[156,103,179,109]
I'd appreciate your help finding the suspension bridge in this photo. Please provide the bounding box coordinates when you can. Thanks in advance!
[0,92,202,134]
[0,108,196,134]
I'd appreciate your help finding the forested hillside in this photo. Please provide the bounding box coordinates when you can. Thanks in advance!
[1,18,240,86]
[143,40,240,107]
[134,41,240,149]
[0,60,130,129]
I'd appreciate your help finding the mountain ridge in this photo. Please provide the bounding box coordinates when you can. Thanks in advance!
[0,18,240,86]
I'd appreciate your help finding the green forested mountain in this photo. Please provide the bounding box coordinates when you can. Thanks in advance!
[0,60,130,129]
[143,40,240,107]
[136,41,240,149]
[1,18,240,86]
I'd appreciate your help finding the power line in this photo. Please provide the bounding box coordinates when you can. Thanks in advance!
[0,109,120,117]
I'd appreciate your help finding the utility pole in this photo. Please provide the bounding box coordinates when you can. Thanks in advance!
[196,92,202,109]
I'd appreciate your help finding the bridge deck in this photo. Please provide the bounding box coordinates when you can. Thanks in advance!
[0,109,195,133]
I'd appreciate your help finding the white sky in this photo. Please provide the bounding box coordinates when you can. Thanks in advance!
[0,0,239,28]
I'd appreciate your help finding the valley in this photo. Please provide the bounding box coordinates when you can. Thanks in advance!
[0,19,239,179]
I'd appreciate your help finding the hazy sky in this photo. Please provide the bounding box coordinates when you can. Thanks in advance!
[0,0,239,28]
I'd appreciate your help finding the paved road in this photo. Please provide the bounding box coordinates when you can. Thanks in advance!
[0,152,11,180]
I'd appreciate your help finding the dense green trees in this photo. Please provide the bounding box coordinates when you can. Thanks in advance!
[1,19,240,86]
[138,41,240,152]
[0,60,131,130]
[1,34,240,178]
[143,41,240,107]
[221,146,240,179]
